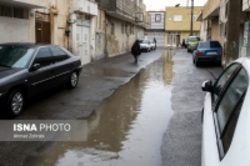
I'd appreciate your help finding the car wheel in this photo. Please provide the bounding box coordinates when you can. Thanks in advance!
[7,89,25,117]
[68,71,79,89]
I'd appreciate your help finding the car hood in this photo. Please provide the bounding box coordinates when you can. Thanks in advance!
[0,66,25,79]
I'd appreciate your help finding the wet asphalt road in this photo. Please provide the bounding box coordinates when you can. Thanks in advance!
[161,49,222,166]
[0,48,223,166]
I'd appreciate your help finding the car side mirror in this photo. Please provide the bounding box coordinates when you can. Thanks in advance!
[30,63,41,71]
[201,80,213,92]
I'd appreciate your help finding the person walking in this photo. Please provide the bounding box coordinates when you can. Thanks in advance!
[131,40,141,64]
[154,37,157,49]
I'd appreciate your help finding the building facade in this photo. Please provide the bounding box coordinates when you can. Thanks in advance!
[0,0,150,64]
[145,11,166,47]
[0,0,47,43]
[95,0,150,58]
[201,0,245,66]
[165,6,202,47]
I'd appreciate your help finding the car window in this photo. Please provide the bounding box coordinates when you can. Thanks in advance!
[35,48,54,67]
[199,42,209,48]
[215,68,248,155]
[50,46,69,62]
[0,46,35,68]
[213,63,241,102]
[210,41,222,48]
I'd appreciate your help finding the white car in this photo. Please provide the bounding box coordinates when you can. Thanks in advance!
[149,40,156,50]
[201,57,250,166]
[139,39,151,52]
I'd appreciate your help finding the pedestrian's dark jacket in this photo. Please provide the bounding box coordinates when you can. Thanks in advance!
[154,38,157,43]
[131,40,141,56]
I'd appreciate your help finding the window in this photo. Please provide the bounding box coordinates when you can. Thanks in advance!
[111,23,115,35]
[215,68,248,155]
[50,46,69,62]
[210,41,222,48]
[155,14,161,22]
[35,48,54,67]
[173,15,182,22]
[121,23,124,34]
[130,25,134,35]
[191,15,198,21]
[213,64,240,103]
[0,5,28,19]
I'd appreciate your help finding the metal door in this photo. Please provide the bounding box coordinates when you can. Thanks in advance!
[35,21,51,44]
[76,25,91,65]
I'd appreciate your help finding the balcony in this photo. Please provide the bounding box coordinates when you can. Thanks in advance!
[203,0,220,19]
[97,0,136,23]
[73,0,98,16]
[0,0,46,8]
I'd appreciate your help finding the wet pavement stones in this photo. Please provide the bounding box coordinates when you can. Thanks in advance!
[161,49,223,166]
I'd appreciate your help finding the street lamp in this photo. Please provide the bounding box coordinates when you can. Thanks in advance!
[190,0,194,36]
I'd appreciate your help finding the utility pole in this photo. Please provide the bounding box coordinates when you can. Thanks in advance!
[190,0,194,36]
[224,0,241,66]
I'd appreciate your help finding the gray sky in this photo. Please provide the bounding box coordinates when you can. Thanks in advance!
[144,0,207,11]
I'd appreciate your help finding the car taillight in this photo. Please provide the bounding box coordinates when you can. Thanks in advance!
[196,51,203,56]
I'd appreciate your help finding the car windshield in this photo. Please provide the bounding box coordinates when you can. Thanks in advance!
[140,40,149,44]
[0,45,35,68]
[188,36,200,42]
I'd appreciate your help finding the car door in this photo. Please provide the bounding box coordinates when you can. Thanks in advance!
[202,63,241,166]
[49,46,72,86]
[202,63,249,166]
[213,67,248,165]
[28,47,56,96]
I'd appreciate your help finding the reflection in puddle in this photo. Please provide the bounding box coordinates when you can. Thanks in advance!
[84,68,132,77]
[23,50,175,166]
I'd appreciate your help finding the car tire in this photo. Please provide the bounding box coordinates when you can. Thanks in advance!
[7,89,25,117]
[68,71,79,89]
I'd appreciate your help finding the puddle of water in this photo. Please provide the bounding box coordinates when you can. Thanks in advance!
[23,50,175,166]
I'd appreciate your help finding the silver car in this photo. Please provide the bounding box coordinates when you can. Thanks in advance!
[139,39,151,52]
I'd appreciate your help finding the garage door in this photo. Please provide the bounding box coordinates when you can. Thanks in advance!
[146,31,166,47]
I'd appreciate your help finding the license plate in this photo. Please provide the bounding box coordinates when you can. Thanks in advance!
[206,52,217,55]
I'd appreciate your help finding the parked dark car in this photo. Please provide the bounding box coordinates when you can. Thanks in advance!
[192,40,222,66]
[0,43,82,117]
